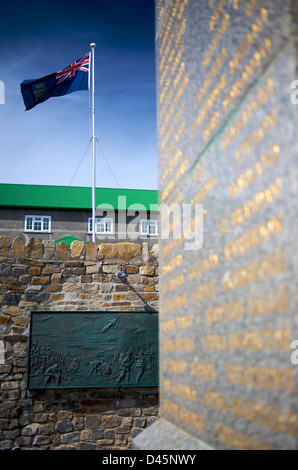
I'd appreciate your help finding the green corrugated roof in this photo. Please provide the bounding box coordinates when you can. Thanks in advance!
[55,236,86,246]
[0,184,158,211]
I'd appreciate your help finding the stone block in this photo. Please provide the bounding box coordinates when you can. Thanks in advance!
[73,417,84,431]
[61,432,79,443]
[85,414,101,429]
[85,242,97,261]
[83,283,98,293]
[38,423,55,435]
[97,439,114,446]
[150,244,158,258]
[0,236,9,256]
[51,273,62,282]
[22,423,39,436]
[56,420,73,433]
[55,241,69,261]
[112,292,124,301]
[78,442,97,450]
[12,237,25,257]
[80,430,92,441]
[133,418,147,428]
[62,283,81,293]
[31,276,50,285]
[127,274,141,284]
[42,240,56,260]
[91,429,104,440]
[28,266,41,275]
[80,275,92,283]
[42,265,60,274]
[102,265,119,274]
[19,275,30,284]
[131,428,143,439]
[99,243,141,261]
[142,293,158,301]
[123,265,139,274]
[0,440,13,450]
[101,415,122,428]
[139,265,155,276]
[86,264,100,274]
[33,435,51,446]
[93,274,108,282]
[70,240,85,259]
[26,238,43,259]
[1,306,22,316]
[45,284,62,292]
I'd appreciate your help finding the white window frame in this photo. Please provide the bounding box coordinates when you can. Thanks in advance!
[24,215,51,233]
[140,219,159,236]
[88,217,114,234]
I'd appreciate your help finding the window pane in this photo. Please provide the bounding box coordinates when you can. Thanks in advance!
[149,221,157,234]
[26,217,33,230]
[141,221,148,234]
[34,218,42,231]
[97,221,105,233]
[106,220,112,233]
[43,218,50,231]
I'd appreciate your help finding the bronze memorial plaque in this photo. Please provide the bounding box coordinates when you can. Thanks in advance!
[27,311,158,389]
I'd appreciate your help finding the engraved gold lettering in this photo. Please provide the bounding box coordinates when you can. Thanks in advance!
[162,274,185,294]
[189,253,219,280]
[176,337,195,351]
[191,362,216,379]
[234,108,277,163]
[162,339,175,351]
[163,360,187,374]
[231,397,297,436]
[205,300,243,323]
[202,13,230,71]
[228,143,280,197]
[191,176,217,206]
[248,287,289,316]
[204,334,227,350]
[226,364,295,393]
[224,214,283,259]
[216,423,275,450]
[164,380,197,401]
[163,399,179,417]
[205,391,227,411]
[222,78,274,149]
[229,328,291,350]
[221,250,286,291]
[193,280,216,302]
[162,293,188,313]
[179,407,205,431]
[229,177,282,227]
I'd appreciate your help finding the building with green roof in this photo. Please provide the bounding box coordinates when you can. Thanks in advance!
[0,184,159,245]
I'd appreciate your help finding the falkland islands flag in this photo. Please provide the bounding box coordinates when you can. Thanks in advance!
[20,53,90,110]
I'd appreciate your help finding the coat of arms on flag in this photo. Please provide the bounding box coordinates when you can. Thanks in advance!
[20,53,90,110]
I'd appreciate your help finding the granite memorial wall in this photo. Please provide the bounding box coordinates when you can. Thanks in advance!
[134,0,298,450]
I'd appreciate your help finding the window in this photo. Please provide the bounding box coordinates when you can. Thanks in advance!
[25,215,51,232]
[140,219,158,236]
[88,217,113,234]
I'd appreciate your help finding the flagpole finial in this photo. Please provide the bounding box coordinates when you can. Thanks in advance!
[90,43,96,49]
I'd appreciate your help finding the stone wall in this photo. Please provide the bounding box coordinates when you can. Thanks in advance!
[0,236,159,450]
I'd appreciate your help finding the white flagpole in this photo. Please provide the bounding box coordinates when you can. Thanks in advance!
[90,43,96,243]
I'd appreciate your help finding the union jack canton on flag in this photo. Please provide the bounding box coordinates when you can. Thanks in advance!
[20,53,90,110]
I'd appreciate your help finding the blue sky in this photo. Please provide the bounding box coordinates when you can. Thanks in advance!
[0,0,157,190]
